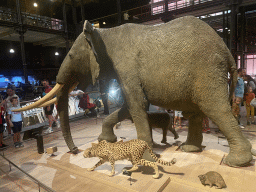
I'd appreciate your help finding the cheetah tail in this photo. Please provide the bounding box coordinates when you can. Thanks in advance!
[147,145,177,166]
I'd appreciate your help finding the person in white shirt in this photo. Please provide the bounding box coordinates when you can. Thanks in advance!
[2,87,20,137]
[7,97,24,148]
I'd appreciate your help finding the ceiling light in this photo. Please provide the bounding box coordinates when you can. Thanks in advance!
[34,3,38,7]
[55,52,59,56]
[10,49,15,53]
[103,22,106,24]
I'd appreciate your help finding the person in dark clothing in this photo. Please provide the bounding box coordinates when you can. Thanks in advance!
[0,95,8,148]
[79,92,97,117]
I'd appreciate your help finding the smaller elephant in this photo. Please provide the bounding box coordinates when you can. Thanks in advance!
[118,112,179,144]
[148,112,179,144]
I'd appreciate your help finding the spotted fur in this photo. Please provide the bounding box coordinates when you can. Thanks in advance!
[83,139,176,178]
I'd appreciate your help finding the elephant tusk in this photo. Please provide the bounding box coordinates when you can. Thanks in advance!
[38,97,57,108]
[37,82,78,108]
[12,83,64,112]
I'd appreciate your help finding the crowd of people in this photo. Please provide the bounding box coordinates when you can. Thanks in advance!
[0,79,101,149]
[0,79,61,148]
[232,68,256,128]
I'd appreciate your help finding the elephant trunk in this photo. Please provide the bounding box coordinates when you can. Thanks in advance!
[57,82,79,154]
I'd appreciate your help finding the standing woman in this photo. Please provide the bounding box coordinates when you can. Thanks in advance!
[244,75,256,121]
[245,87,255,125]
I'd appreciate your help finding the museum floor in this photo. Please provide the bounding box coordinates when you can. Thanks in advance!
[1,107,256,192]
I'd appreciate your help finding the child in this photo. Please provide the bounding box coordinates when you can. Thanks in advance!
[232,97,241,122]
[202,116,210,133]
[0,96,8,148]
[245,87,255,125]
[174,111,183,129]
[7,97,24,148]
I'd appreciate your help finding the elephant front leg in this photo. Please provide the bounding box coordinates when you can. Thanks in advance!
[127,104,152,147]
[180,112,204,152]
[98,106,130,143]
[114,67,152,146]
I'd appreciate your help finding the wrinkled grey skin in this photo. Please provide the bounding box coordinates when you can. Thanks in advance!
[56,16,255,167]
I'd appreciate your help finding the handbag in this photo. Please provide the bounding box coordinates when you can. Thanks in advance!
[9,121,14,128]
[250,98,256,107]
[1,115,5,124]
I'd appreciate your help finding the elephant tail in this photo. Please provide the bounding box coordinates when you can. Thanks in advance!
[228,56,238,102]
[146,144,177,166]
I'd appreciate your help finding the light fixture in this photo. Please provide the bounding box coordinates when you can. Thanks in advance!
[103,22,106,25]
[33,3,38,7]
[10,49,15,53]
[55,52,59,56]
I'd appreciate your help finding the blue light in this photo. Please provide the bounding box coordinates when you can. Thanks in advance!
[0,76,10,88]
[11,76,23,84]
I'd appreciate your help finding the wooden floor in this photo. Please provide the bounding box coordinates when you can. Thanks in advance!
[1,107,256,192]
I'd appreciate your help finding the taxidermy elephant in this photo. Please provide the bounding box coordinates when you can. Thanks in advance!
[14,16,256,167]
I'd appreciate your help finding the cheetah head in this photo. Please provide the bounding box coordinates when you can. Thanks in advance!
[83,143,98,158]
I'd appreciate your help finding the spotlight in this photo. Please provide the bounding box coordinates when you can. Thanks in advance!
[10,49,15,53]
[33,3,38,7]
[103,22,106,25]
[55,52,59,56]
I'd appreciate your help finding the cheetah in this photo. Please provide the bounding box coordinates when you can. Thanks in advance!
[83,139,176,178]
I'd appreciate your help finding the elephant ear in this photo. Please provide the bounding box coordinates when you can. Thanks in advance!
[83,20,99,85]
[83,20,94,34]
[89,48,99,85]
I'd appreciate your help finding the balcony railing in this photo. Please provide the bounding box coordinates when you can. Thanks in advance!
[0,7,17,23]
[151,0,214,15]
[0,7,63,31]
[22,12,64,31]
[89,0,219,27]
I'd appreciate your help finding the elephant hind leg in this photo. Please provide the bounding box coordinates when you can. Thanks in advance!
[199,99,252,167]
[180,111,204,152]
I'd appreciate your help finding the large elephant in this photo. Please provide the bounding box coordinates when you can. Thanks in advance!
[15,16,256,167]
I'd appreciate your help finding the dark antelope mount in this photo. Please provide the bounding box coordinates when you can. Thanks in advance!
[14,16,256,167]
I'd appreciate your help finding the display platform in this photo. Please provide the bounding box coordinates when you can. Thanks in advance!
[1,111,256,192]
